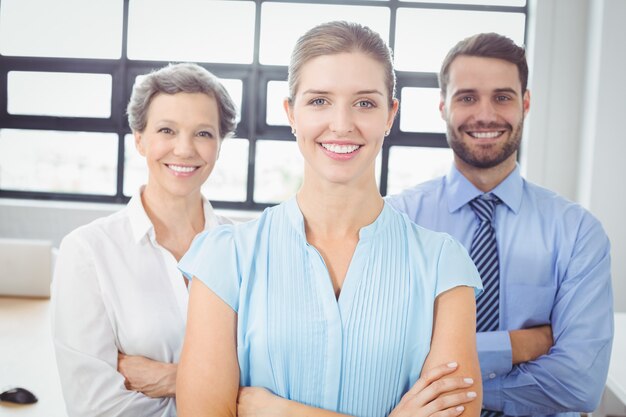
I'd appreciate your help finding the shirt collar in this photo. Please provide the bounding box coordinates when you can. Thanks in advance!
[446,163,523,214]
[284,195,390,240]
[128,186,220,244]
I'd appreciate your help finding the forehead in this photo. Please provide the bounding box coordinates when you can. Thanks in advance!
[145,92,219,127]
[148,92,217,114]
[297,52,388,95]
[447,55,522,94]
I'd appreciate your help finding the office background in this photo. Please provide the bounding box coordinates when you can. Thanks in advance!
[0,0,624,313]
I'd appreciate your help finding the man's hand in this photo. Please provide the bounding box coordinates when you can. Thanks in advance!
[509,325,553,365]
[117,352,177,398]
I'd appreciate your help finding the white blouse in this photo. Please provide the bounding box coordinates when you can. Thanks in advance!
[51,189,230,417]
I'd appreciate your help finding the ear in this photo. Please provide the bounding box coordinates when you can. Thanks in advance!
[283,98,295,131]
[134,131,146,157]
[386,98,400,131]
[522,89,531,116]
[439,94,447,120]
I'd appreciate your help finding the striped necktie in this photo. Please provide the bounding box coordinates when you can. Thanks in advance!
[469,195,503,417]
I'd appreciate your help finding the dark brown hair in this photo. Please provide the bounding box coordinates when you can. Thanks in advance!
[439,32,528,96]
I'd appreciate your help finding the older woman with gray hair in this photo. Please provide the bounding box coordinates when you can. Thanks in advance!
[51,62,237,416]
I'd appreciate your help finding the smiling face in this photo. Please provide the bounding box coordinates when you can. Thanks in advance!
[285,52,398,188]
[134,92,221,200]
[440,55,530,171]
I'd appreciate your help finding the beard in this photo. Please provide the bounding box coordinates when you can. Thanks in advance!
[446,118,524,169]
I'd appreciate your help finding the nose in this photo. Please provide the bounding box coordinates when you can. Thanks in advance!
[173,133,196,158]
[475,99,498,122]
[329,105,355,136]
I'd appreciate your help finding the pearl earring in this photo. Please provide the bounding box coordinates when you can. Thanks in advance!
[384,130,390,137]
[291,128,296,135]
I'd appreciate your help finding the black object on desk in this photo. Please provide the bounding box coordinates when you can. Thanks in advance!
[0,387,38,404]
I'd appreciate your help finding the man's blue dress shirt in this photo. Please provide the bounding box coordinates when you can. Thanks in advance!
[387,164,613,417]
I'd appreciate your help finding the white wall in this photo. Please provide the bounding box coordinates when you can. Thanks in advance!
[1,0,624,310]
[524,0,625,312]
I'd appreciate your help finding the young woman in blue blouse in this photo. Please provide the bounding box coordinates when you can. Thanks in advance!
[177,21,482,417]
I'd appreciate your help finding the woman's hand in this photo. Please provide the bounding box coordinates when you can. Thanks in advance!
[117,352,177,398]
[237,387,289,417]
[389,362,477,417]
[236,362,476,417]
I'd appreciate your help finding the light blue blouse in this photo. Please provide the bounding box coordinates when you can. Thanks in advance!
[179,197,481,417]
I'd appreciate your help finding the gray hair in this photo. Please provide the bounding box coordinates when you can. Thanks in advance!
[127,62,238,139]
[287,21,396,107]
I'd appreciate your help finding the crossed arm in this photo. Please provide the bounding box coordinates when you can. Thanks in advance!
[479,219,613,414]
[177,280,481,417]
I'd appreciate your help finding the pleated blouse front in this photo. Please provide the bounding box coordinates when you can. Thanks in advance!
[179,197,481,417]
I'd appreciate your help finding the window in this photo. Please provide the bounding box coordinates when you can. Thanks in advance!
[0,0,527,209]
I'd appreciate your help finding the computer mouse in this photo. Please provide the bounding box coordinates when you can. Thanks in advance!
[0,387,38,404]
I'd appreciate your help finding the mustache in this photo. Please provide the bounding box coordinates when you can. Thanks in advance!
[459,121,512,131]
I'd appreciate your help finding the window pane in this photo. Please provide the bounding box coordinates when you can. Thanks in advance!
[0,0,123,58]
[260,3,390,65]
[254,140,303,203]
[386,146,452,196]
[124,135,249,202]
[128,0,255,64]
[123,134,145,196]
[394,9,525,72]
[8,72,112,118]
[400,0,525,5]
[204,138,249,202]
[220,79,244,123]
[267,81,290,126]
[0,129,117,195]
[400,87,445,133]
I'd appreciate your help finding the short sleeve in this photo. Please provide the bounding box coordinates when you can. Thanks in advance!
[179,225,240,312]
[436,237,483,297]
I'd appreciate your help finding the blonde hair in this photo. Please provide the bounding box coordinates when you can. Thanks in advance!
[287,21,396,107]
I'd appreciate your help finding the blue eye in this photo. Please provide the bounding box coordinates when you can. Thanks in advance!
[310,98,327,106]
[356,100,374,108]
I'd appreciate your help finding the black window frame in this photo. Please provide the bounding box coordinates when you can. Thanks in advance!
[0,0,528,211]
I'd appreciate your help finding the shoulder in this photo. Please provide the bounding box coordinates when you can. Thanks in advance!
[59,207,131,254]
[385,176,446,213]
[193,203,281,251]
[523,180,606,234]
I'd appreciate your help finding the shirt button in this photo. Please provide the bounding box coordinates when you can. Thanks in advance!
[489,373,497,379]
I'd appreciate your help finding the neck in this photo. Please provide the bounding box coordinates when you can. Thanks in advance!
[454,154,517,193]
[297,178,383,240]
[141,183,205,240]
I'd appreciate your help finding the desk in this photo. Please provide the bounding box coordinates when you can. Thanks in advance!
[594,312,626,417]
[0,297,67,417]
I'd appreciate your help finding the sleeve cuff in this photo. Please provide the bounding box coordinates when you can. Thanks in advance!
[477,330,513,378]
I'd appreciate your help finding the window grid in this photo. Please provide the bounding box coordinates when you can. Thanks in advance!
[0,0,527,210]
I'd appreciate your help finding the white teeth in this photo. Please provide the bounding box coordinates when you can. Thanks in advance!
[168,164,196,173]
[470,131,502,139]
[321,143,361,154]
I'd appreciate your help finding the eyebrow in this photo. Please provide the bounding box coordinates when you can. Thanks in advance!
[301,89,384,96]
[452,87,519,97]
[155,120,217,130]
